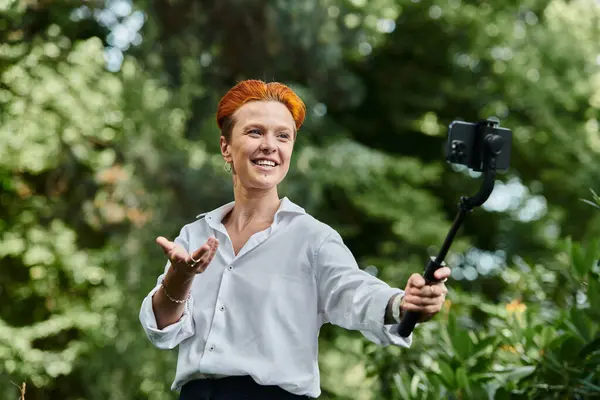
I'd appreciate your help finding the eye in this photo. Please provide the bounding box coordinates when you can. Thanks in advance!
[278,132,292,140]
[247,128,262,136]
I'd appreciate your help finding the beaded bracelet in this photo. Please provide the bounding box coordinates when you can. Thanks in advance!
[161,280,190,304]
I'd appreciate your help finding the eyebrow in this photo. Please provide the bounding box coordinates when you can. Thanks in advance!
[243,122,294,133]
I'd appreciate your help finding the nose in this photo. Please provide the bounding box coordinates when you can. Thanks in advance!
[260,134,276,153]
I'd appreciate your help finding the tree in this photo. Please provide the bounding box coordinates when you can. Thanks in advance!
[1,0,599,399]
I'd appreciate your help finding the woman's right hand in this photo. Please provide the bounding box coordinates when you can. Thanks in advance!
[156,236,219,275]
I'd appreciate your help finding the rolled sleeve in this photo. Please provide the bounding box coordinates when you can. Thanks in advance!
[139,226,195,350]
[139,275,196,350]
[315,230,412,348]
[362,286,412,347]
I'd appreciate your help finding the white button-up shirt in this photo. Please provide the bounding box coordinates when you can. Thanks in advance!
[139,197,412,398]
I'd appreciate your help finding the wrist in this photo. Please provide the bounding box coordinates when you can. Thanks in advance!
[170,263,197,281]
[392,293,405,323]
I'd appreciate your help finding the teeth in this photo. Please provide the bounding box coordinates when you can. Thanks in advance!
[255,160,276,167]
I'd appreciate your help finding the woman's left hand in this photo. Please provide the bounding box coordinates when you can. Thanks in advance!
[401,267,450,322]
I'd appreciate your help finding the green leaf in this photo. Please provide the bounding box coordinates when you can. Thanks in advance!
[566,308,593,342]
[579,377,600,392]
[455,367,467,388]
[505,366,536,382]
[445,312,474,361]
[446,308,457,339]
[569,238,588,278]
[539,325,557,348]
[579,336,600,360]
[452,328,474,362]
[410,373,421,398]
[584,238,599,276]
[455,367,471,395]
[580,199,600,211]
[473,335,499,355]
[436,359,455,388]
[558,335,586,364]
[589,277,600,310]
[493,387,513,400]
[393,373,410,400]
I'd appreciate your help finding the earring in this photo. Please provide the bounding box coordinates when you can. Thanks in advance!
[224,162,232,173]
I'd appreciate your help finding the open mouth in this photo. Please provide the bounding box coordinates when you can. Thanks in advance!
[252,159,278,168]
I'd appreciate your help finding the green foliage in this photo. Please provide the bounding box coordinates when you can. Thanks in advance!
[1,0,600,399]
[386,232,600,399]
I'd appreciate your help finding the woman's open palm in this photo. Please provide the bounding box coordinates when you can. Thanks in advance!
[156,236,219,275]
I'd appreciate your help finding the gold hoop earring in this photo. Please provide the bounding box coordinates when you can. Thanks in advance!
[224,162,232,173]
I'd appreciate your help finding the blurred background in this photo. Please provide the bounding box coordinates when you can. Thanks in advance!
[1,0,599,399]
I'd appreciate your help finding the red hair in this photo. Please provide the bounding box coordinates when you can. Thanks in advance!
[216,80,306,140]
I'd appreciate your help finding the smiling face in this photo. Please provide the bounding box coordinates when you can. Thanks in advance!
[220,100,296,191]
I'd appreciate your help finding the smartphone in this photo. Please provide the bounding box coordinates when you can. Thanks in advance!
[446,120,512,172]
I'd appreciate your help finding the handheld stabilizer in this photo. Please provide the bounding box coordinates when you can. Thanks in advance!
[397,119,512,337]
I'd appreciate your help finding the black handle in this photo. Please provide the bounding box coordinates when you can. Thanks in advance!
[396,257,444,337]
[397,310,422,337]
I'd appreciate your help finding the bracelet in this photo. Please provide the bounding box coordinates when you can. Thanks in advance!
[161,280,190,304]
[392,293,405,323]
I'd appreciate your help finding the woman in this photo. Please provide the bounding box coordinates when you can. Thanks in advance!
[139,80,450,399]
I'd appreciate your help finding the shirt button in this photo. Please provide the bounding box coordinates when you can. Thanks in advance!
[219,305,225,312]
[228,265,233,271]
[209,345,215,352]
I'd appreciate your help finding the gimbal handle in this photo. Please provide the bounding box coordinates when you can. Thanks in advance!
[396,128,505,337]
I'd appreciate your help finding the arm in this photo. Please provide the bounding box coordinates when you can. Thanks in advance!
[152,264,196,329]
[314,230,411,347]
[139,229,219,350]
[139,264,196,350]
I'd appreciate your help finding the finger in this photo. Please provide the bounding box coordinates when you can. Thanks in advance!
[156,237,176,254]
[189,243,211,263]
[401,302,443,315]
[196,242,219,273]
[207,237,218,255]
[401,302,428,312]
[206,240,219,262]
[409,285,446,298]
[423,304,443,315]
[169,246,189,264]
[407,273,426,289]
[407,285,435,297]
[192,237,218,260]
[202,239,219,264]
[434,267,451,281]
[403,294,440,307]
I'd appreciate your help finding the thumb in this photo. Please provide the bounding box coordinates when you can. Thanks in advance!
[407,273,426,289]
[156,237,175,254]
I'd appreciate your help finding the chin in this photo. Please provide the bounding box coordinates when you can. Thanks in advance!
[240,173,286,191]
[252,177,282,190]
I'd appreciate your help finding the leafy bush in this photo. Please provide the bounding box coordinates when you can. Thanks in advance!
[377,192,600,400]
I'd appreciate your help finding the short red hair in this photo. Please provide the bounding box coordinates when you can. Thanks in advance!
[216,80,306,140]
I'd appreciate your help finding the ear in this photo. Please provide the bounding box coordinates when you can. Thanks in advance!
[220,135,232,163]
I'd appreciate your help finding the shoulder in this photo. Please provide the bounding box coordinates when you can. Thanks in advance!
[289,212,341,249]
[173,212,212,240]
[280,197,340,243]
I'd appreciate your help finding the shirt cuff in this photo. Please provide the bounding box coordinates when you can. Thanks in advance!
[139,281,195,350]
[368,287,413,348]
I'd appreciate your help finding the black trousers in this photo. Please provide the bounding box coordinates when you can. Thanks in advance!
[179,376,310,400]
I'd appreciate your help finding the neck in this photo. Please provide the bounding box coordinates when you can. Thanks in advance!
[225,180,281,232]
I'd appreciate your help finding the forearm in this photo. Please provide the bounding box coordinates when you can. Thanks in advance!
[152,266,195,329]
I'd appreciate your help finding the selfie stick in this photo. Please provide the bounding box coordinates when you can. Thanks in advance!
[397,119,507,337]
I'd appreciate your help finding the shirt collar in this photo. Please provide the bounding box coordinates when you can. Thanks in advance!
[198,197,305,229]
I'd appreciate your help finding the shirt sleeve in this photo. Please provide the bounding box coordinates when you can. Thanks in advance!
[314,230,412,348]
[138,228,196,350]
